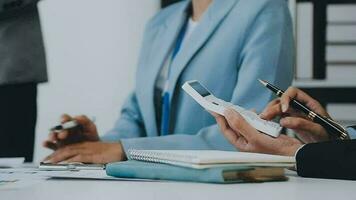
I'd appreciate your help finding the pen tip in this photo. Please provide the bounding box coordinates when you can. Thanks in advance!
[258,79,268,86]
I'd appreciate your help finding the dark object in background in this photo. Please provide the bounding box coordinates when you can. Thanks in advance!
[161,0,181,8]
[0,83,37,162]
[0,0,47,162]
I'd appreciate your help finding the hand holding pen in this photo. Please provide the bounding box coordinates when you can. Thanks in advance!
[43,114,100,150]
[259,80,349,142]
[42,115,125,164]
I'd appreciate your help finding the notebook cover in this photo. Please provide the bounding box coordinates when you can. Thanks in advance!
[106,160,286,184]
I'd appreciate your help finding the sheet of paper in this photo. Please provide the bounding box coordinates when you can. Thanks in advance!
[0,158,25,168]
[48,170,158,182]
[0,166,157,190]
[0,167,47,190]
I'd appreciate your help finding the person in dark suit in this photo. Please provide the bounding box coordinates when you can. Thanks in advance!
[0,0,47,162]
[212,87,356,180]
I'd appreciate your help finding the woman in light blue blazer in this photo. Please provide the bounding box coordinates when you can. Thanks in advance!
[43,0,294,164]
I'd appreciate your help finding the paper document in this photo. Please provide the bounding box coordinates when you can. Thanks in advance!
[0,167,47,190]
[48,170,158,182]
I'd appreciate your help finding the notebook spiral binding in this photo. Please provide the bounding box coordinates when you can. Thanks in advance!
[127,149,198,166]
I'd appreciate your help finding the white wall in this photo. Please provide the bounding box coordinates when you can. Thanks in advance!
[35,0,160,162]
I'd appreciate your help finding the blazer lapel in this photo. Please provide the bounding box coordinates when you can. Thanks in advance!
[137,1,190,136]
[168,0,238,99]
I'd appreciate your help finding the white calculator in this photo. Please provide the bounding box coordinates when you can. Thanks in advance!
[182,80,282,137]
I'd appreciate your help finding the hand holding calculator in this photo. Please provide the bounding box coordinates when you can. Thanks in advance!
[182,80,282,137]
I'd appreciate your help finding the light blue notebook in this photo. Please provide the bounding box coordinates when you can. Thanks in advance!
[106,160,287,184]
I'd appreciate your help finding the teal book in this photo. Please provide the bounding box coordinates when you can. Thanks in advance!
[106,161,287,184]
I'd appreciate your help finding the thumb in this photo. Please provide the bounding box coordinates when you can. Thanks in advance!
[61,114,73,123]
[224,109,254,140]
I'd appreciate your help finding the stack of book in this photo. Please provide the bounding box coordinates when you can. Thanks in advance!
[106,150,296,184]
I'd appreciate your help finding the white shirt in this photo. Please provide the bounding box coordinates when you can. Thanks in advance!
[155,18,199,92]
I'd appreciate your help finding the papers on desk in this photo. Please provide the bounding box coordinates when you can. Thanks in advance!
[0,165,156,190]
[39,162,105,171]
[0,167,47,190]
[48,170,157,182]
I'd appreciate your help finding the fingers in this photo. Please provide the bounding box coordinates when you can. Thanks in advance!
[60,114,93,128]
[44,143,85,163]
[57,130,70,140]
[74,115,93,127]
[215,114,228,132]
[214,114,242,146]
[224,109,257,141]
[47,114,73,143]
[61,114,73,123]
[55,114,95,143]
[260,100,310,121]
[48,132,59,143]
[209,111,221,118]
[279,87,296,112]
[64,154,93,164]
[280,87,317,113]
[43,132,60,150]
[280,117,325,136]
[260,102,282,120]
[42,140,58,150]
[71,115,99,141]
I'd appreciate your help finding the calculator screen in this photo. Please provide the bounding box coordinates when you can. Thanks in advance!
[189,82,211,97]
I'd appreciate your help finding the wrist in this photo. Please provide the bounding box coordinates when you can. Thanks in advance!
[117,142,127,161]
[281,144,303,156]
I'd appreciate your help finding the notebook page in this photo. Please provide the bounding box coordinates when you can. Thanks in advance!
[128,150,295,165]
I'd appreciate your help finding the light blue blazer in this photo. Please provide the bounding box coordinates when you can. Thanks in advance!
[102,0,295,152]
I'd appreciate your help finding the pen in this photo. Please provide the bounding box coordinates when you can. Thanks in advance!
[50,117,96,133]
[50,120,80,132]
[258,79,349,140]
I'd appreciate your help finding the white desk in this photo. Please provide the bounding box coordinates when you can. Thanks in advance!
[1,171,356,200]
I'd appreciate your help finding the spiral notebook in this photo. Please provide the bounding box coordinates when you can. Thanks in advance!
[127,150,295,169]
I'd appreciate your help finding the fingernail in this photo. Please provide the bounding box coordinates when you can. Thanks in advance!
[281,104,288,112]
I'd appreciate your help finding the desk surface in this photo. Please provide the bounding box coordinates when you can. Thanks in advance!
[1,172,356,200]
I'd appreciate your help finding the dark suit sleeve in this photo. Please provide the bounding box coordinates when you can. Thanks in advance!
[296,140,356,180]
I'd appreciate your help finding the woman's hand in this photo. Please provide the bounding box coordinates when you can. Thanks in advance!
[43,114,100,150]
[212,109,302,156]
[260,87,330,143]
